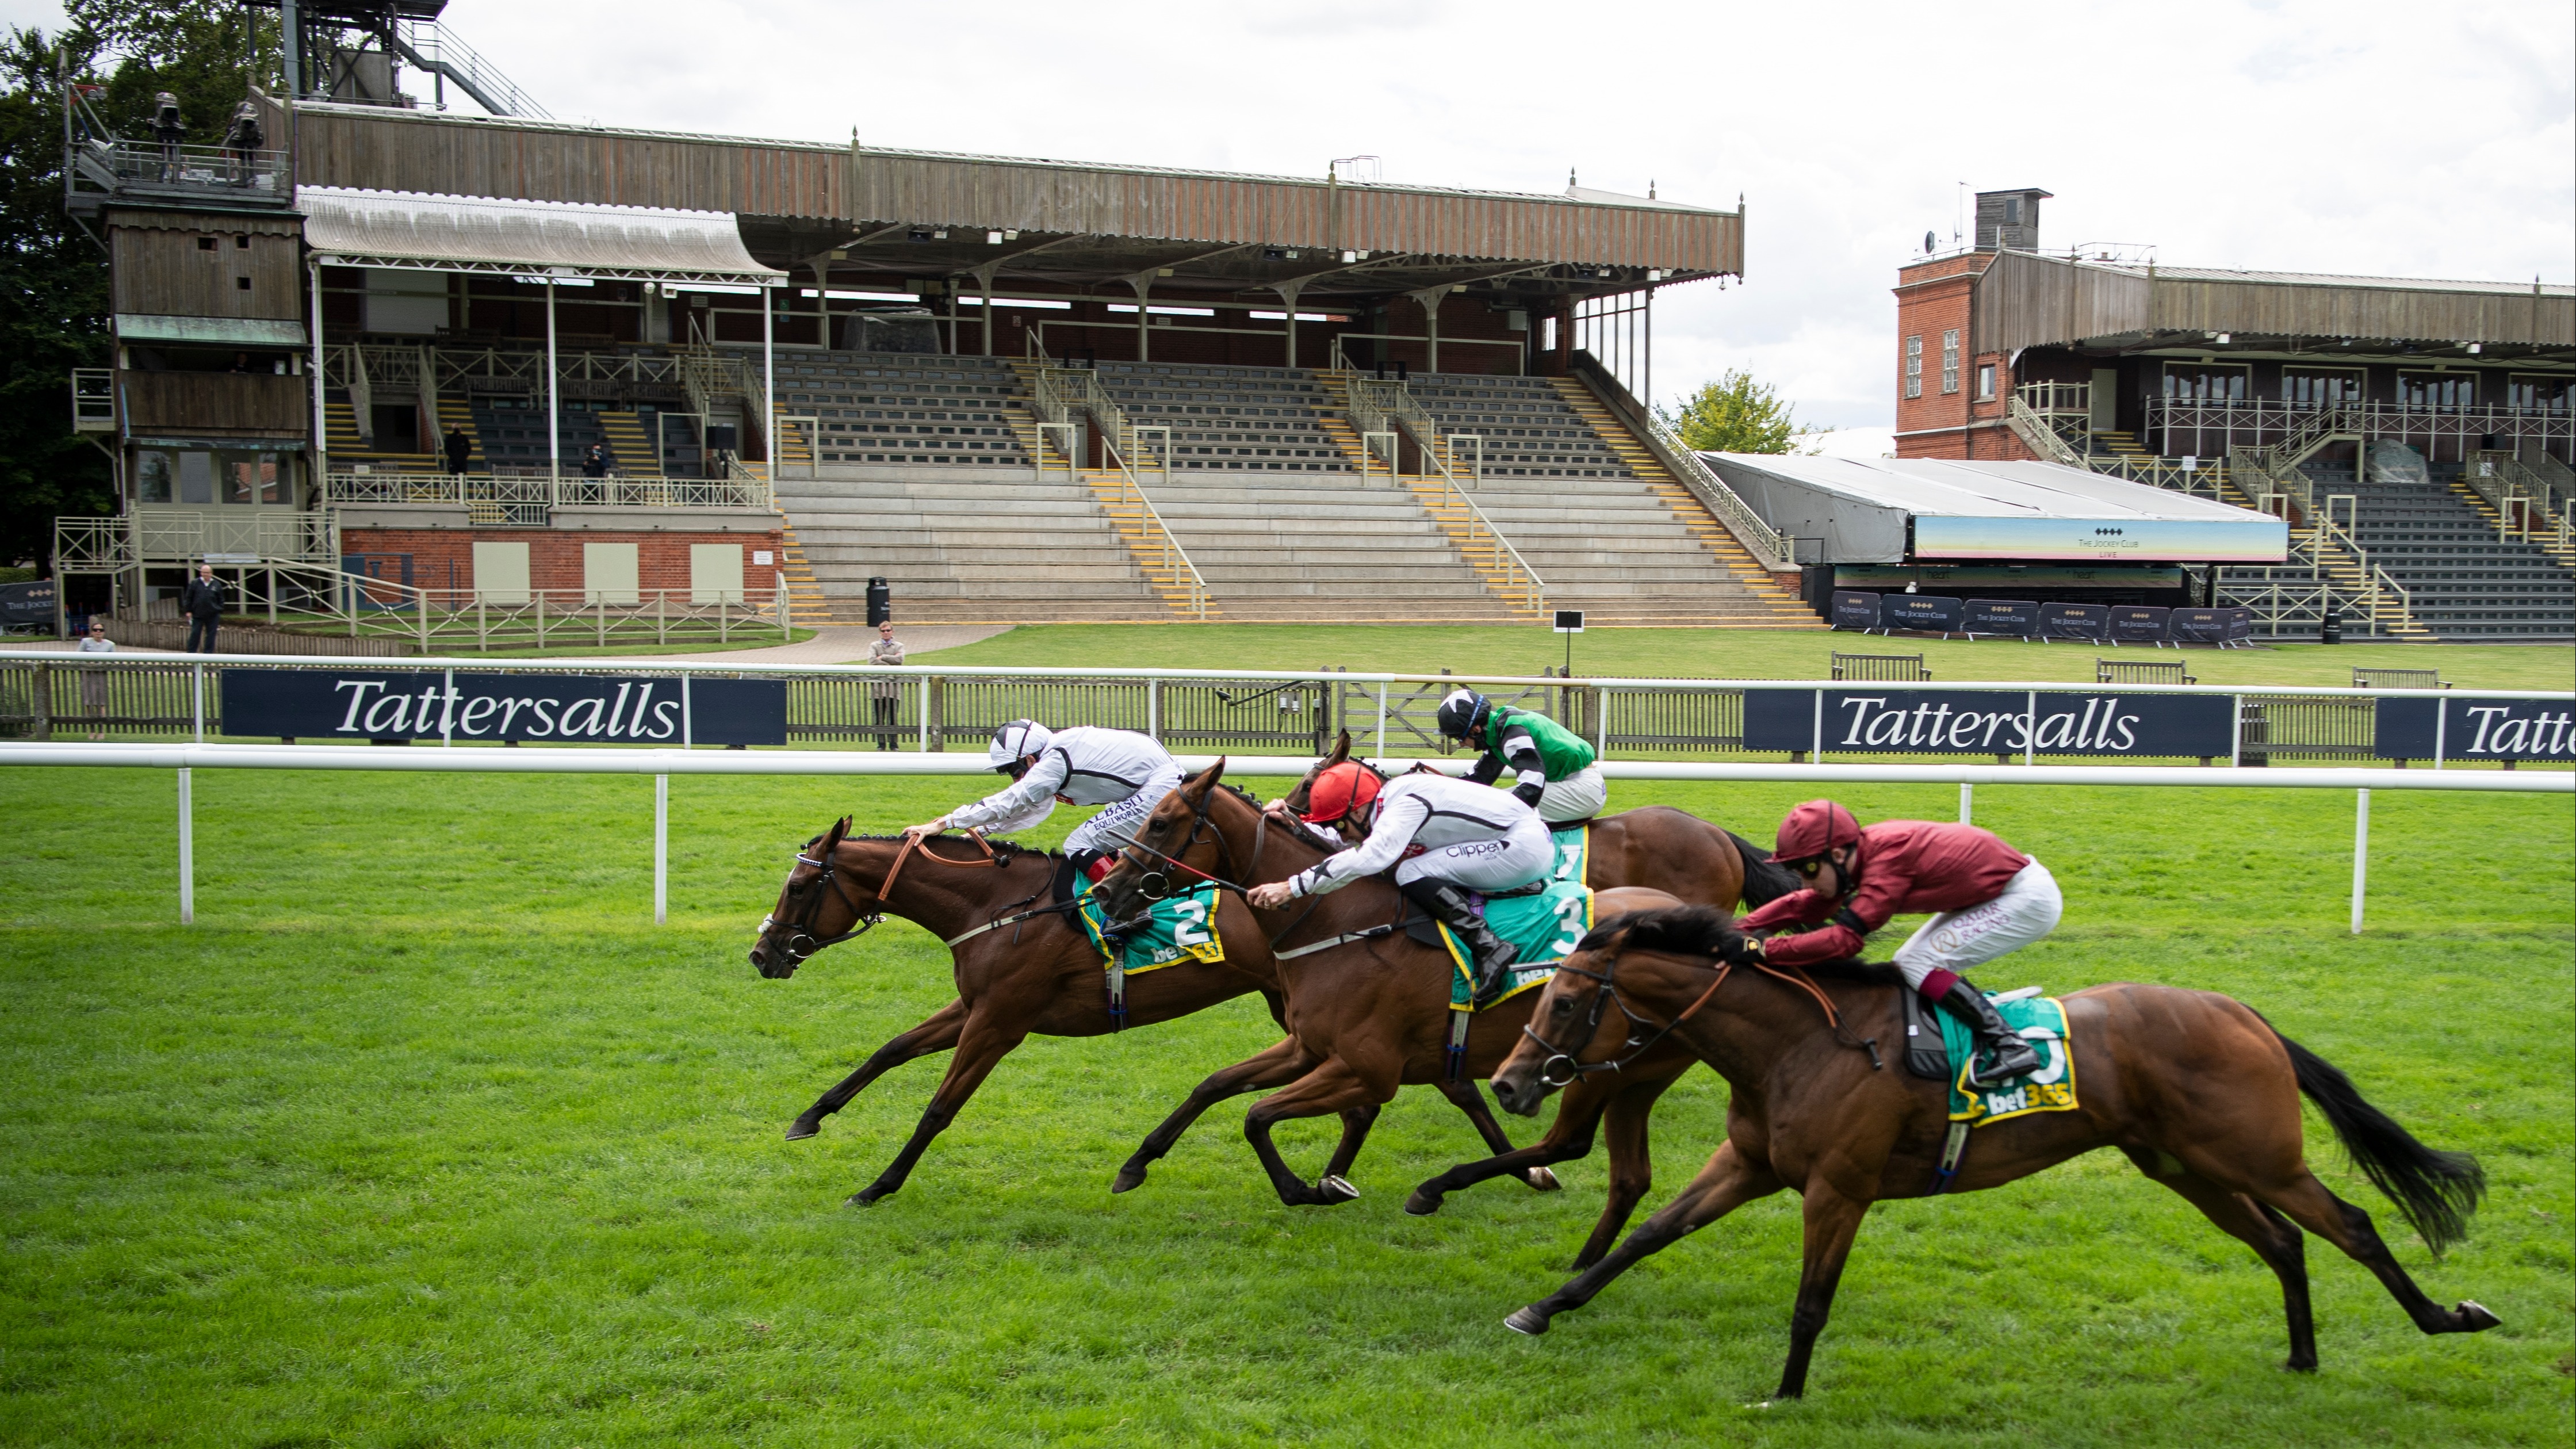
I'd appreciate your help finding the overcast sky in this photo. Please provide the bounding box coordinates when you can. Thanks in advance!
[15,0,2570,429]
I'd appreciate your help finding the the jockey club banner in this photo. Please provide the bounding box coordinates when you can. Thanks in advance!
[220,670,787,745]
[1745,688,2237,758]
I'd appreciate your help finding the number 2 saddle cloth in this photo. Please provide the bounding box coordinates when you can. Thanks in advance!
[1074,880,1226,974]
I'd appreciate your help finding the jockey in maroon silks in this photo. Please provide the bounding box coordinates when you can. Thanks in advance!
[1729,800,2060,1085]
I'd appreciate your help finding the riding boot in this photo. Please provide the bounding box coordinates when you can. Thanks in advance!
[1933,977,2043,1085]
[1400,878,1517,995]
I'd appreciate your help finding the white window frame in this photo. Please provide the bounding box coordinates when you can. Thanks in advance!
[1941,330,1961,394]
[1975,362,1996,401]
[1904,335,1923,399]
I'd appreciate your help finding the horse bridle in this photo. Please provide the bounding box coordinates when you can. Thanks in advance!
[1519,950,1735,1087]
[765,831,1005,965]
[1114,783,1263,901]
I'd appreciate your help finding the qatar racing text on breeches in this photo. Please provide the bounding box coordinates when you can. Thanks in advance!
[1391,813,1553,893]
[1888,858,2063,988]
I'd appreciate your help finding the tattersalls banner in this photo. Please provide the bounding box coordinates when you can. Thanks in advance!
[220,671,787,745]
[1745,689,2237,758]
[2374,695,2576,763]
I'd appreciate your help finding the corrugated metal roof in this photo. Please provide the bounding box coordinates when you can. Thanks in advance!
[1706,453,2266,522]
[2091,262,2572,299]
[297,186,790,284]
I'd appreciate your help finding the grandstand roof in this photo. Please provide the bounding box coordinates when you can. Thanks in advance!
[274,98,1740,307]
[299,187,790,284]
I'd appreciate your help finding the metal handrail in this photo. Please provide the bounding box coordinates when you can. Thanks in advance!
[1639,411,1798,572]
[1038,366,1209,617]
[1337,373,1548,611]
[2006,393,2090,468]
[319,471,771,512]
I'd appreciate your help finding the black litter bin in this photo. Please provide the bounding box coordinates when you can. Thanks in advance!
[866,576,891,626]
[2320,603,2341,645]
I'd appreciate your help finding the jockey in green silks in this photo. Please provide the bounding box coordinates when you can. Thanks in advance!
[1434,689,1607,825]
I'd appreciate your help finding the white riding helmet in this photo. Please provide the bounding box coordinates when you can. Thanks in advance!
[987,719,1054,770]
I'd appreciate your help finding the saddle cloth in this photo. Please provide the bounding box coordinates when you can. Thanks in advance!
[1434,880,1595,1012]
[1933,992,2080,1125]
[1074,881,1226,975]
[1547,822,1589,884]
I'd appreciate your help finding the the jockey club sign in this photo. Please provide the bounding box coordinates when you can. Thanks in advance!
[1745,689,2236,758]
[220,670,787,745]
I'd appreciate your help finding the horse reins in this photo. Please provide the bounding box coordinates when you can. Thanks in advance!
[775,831,1023,961]
[1525,946,1883,1087]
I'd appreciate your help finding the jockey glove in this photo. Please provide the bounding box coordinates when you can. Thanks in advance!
[1718,935,1764,966]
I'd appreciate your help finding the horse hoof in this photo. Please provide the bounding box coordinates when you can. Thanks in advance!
[1316,1174,1360,1204]
[1524,1167,1563,1192]
[784,1119,820,1141]
[1110,1165,1149,1194]
[847,1184,893,1207]
[2456,1300,2501,1332]
[1403,1187,1443,1217]
[1503,1307,1549,1336]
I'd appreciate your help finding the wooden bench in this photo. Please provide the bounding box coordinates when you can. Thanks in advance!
[2097,659,2195,685]
[2353,667,2445,690]
[1831,652,1930,682]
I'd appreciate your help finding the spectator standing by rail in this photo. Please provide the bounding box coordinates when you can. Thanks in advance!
[75,620,115,740]
[223,101,263,186]
[152,92,183,181]
[181,563,225,655]
[867,620,905,749]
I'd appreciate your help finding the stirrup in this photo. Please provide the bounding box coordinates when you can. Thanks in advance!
[1965,1038,2041,1087]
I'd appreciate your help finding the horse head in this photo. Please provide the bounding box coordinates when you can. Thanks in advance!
[1279,729,1362,817]
[1094,758,1246,920]
[748,815,879,979]
[1491,907,1748,1116]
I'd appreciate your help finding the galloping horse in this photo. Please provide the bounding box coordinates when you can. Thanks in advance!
[1487,906,2498,1400]
[748,816,1559,1205]
[1091,761,1704,1263]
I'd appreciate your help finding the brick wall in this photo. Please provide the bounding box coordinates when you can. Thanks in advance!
[336,527,785,594]
[1891,253,2038,461]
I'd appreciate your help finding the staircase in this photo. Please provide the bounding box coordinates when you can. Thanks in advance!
[1080,470,1226,617]
[771,519,835,624]
[1129,471,1521,622]
[1309,372,1383,472]
[595,410,661,477]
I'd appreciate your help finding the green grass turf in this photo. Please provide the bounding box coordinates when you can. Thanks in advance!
[1,768,2569,1446]
[917,624,2576,692]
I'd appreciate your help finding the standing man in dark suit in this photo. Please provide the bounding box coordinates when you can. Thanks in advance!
[182,563,226,654]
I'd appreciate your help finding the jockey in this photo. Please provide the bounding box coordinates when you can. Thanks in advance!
[1244,761,1551,992]
[1434,689,1606,824]
[904,719,1182,883]
[1731,800,2058,1086]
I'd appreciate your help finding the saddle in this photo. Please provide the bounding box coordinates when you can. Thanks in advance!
[1899,985,1947,1080]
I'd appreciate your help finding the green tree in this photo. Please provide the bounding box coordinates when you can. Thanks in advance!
[0,5,280,575]
[1658,369,1822,455]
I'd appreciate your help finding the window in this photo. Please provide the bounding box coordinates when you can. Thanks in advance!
[2397,372,2474,412]
[1904,335,1923,399]
[2161,363,2249,403]
[1976,363,1996,400]
[221,451,283,505]
[1940,330,1961,394]
[2282,369,2364,409]
[2507,375,2571,416]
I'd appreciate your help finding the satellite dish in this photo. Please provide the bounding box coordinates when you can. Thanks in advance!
[1924,230,1937,254]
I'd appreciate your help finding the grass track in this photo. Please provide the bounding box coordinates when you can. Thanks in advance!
[1,767,2569,1446]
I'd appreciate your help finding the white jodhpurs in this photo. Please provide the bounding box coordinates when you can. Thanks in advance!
[1061,764,1185,858]
[1392,812,1553,894]
[1536,764,1608,824]
[1889,858,2062,989]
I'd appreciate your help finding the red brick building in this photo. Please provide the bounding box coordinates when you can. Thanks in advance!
[1892,189,2050,461]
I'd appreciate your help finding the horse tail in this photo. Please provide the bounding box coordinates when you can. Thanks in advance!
[2270,1023,2485,1256]
[1726,829,1803,911]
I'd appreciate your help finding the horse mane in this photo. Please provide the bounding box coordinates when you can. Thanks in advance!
[1580,906,1903,987]
[1727,832,1805,910]
[810,832,1059,865]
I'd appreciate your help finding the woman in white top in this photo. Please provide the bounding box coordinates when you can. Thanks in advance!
[75,620,114,739]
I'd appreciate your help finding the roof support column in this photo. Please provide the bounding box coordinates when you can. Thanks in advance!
[967,260,1006,357]
[1126,272,1155,364]
[1407,284,1457,374]
[761,283,775,465]
[308,259,327,485]
[545,276,560,490]
[1270,280,1305,370]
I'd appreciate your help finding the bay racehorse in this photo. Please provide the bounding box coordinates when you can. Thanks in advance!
[748,816,1559,1205]
[1091,760,1704,1264]
[1487,906,2498,1399]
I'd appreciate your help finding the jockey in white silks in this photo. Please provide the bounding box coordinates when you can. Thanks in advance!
[904,719,1184,882]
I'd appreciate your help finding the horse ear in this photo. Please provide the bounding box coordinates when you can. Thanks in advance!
[823,815,851,852]
[1194,756,1229,796]
[1327,730,1352,765]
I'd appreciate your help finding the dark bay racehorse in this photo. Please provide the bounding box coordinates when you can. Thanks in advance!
[748,817,1556,1205]
[1488,907,2499,1400]
[1091,761,1702,1262]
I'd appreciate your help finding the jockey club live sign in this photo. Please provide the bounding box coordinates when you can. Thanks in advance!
[1745,689,2237,758]
[220,670,787,745]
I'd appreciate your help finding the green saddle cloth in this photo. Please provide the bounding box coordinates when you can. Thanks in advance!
[1439,880,1595,1012]
[1548,824,1589,885]
[1075,881,1225,974]
[1938,992,2080,1125]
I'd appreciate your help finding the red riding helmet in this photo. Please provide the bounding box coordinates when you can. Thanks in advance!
[1773,800,1863,864]
[1300,761,1384,825]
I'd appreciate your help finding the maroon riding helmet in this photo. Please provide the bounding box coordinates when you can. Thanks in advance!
[1773,799,1862,865]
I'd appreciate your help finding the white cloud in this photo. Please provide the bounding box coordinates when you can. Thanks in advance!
[14,0,2566,430]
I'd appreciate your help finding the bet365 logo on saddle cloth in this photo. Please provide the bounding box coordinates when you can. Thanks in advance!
[1074,882,1226,973]
[1940,994,2080,1125]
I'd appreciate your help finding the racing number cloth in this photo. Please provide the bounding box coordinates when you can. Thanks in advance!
[1075,881,1226,974]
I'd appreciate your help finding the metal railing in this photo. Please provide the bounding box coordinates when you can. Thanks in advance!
[1335,372,1548,613]
[393,19,552,119]
[1032,366,1209,618]
[320,471,771,519]
[69,138,289,201]
[53,513,339,571]
[1566,352,1798,573]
